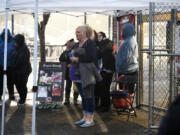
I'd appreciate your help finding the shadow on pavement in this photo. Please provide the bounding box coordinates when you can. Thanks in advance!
[4,106,26,135]
[0,102,156,135]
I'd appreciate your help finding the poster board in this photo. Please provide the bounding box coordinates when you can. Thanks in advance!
[175,25,180,78]
[36,62,66,102]
[113,14,135,47]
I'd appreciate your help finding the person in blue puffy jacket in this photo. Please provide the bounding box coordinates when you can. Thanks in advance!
[0,29,15,100]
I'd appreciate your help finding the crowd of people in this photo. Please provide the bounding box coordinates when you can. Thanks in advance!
[60,23,138,127]
[0,22,179,133]
[0,29,32,105]
[0,23,138,128]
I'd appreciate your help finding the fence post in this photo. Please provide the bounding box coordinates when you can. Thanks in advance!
[148,2,154,129]
[169,9,177,104]
[136,11,143,107]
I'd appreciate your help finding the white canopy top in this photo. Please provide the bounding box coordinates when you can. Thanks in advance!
[0,0,180,15]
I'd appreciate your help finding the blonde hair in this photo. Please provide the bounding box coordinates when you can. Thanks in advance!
[77,25,93,39]
[66,39,75,50]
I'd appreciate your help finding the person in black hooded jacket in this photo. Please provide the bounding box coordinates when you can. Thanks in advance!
[96,32,115,112]
[12,34,32,105]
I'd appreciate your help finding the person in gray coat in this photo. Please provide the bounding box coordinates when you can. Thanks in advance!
[116,23,138,94]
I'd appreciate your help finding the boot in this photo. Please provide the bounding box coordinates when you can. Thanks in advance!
[64,94,70,105]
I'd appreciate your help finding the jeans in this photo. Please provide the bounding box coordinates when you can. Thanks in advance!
[75,82,95,114]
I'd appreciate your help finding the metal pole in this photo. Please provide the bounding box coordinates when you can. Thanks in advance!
[11,15,14,35]
[115,12,120,81]
[108,15,111,39]
[148,2,153,129]
[1,0,8,134]
[84,12,87,24]
[169,9,177,103]
[32,0,38,135]
[116,15,119,50]
[136,11,143,107]
[152,10,155,125]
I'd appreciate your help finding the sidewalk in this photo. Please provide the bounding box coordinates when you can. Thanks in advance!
[0,92,157,135]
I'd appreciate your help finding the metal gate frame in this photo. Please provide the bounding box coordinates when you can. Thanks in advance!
[137,2,180,129]
[148,2,180,129]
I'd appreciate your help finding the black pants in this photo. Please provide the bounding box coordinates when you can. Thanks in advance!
[100,71,113,109]
[94,81,102,107]
[0,67,14,98]
[65,78,72,102]
[118,71,138,94]
[14,74,29,102]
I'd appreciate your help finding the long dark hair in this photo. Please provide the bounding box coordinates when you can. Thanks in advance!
[99,32,106,39]
[93,30,99,45]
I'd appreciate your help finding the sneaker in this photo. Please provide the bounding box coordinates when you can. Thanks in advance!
[18,100,25,106]
[74,120,85,125]
[128,108,135,114]
[130,110,135,114]
[80,121,95,128]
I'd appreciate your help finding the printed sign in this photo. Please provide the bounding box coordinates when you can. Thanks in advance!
[37,62,66,101]
[113,14,135,47]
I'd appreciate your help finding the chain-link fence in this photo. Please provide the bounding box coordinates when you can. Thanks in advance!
[138,2,180,128]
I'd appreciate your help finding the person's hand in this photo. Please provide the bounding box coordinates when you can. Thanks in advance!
[67,64,71,68]
[70,56,79,62]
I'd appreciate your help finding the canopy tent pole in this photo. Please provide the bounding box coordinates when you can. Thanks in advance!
[11,15,14,35]
[84,12,87,24]
[1,0,9,135]
[108,15,111,39]
[32,0,38,135]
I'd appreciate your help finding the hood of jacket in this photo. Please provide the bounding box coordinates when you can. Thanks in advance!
[0,29,13,41]
[122,23,135,40]
[0,29,14,67]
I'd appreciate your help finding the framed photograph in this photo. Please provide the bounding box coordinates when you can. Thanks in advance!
[37,86,48,98]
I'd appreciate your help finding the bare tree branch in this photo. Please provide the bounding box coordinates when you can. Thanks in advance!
[38,13,50,62]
